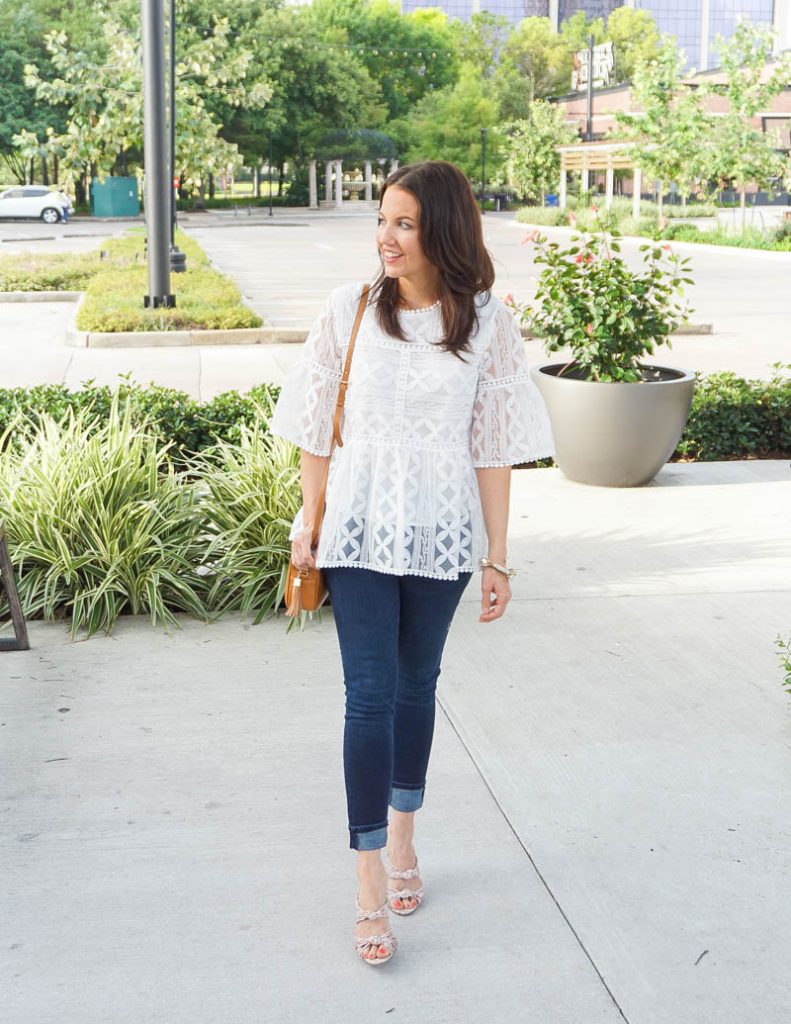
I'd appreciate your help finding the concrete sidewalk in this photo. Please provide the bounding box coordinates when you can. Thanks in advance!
[3,460,790,1024]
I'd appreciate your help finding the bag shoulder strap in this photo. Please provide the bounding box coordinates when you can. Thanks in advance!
[331,284,370,449]
[311,284,370,548]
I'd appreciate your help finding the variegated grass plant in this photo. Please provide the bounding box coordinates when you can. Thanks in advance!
[196,404,302,624]
[0,401,208,637]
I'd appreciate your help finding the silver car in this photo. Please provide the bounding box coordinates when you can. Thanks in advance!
[0,186,71,224]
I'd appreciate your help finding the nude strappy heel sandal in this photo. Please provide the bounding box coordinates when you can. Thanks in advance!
[385,853,425,916]
[354,893,398,965]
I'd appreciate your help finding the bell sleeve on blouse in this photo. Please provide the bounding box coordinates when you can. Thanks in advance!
[470,303,555,467]
[269,293,342,457]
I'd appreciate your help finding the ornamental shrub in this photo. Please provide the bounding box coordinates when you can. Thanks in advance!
[0,401,208,637]
[677,364,791,460]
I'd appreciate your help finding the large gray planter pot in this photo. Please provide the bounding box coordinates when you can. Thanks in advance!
[531,362,696,487]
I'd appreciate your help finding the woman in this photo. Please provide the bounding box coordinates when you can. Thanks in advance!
[270,160,554,965]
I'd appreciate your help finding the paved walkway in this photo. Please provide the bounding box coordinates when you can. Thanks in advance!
[1,210,790,398]
[3,461,790,1023]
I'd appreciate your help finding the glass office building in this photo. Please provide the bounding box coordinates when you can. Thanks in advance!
[631,0,774,70]
[400,1,778,67]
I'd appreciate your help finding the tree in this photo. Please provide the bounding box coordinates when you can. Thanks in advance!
[16,3,273,196]
[604,7,661,85]
[493,16,570,118]
[0,1,66,183]
[307,0,459,121]
[452,10,511,81]
[391,64,501,182]
[615,39,713,223]
[704,19,791,230]
[502,100,577,203]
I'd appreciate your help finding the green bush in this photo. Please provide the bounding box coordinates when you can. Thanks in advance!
[660,223,701,241]
[516,198,718,234]
[515,206,567,226]
[196,405,302,623]
[773,219,791,244]
[658,224,791,251]
[676,364,791,460]
[0,402,209,636]
[0,378,281,471]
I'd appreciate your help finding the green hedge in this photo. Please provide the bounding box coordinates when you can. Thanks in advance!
[677,366,791,460]
[0,378,281,471]
[0,368,788,471]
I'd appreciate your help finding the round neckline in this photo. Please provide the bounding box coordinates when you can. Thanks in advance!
[397,298,441,314]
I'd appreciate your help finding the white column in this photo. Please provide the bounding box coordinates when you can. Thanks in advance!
[390,158,399,174]
[364,160,372,201]
[774,0,791,54]
[581,161,590,194]
[325,161,333,202]
[559,160,567,211]
[308,159,318,210]
[605,164,614,210]
[335,160,343,207]
[633,166,642,220]
[699,0,710,71]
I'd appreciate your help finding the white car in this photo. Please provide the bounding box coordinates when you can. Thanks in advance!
[0,186,71,224]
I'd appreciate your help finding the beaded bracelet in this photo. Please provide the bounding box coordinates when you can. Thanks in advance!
[479,557,517,580]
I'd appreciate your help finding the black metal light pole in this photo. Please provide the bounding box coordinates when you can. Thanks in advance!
[268,132,273,218]
[168,0,186,271]
[141,0,174,307]
[480,127,487,215]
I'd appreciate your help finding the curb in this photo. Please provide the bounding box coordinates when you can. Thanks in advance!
[0,291,82,302]
[4,287,713,345]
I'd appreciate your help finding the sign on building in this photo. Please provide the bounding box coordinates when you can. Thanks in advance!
[571,41,615,91]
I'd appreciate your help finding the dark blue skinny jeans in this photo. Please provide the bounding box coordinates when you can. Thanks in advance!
[323,567,472,851]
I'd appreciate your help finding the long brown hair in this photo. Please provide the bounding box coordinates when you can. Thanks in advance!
[371,161,495,357]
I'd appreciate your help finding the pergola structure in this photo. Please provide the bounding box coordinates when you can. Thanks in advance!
[308,129,398,210]
[557,140,646,217]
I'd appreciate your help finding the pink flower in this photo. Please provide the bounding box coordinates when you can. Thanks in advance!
[568,212,577,225]
[591,204,599,215]
[502,292,515,305]
[521,229,541,245]
[662,243,672,252]
[585,323,593,335]
[575,253,584,263]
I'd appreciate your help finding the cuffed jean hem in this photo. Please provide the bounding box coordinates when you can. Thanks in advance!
[389,784,425,813]
[350,822,389,851]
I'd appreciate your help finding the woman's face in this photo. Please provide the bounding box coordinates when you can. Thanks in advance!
[376,185,436,286]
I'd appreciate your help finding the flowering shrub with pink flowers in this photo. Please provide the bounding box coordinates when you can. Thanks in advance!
[517,229,694,383]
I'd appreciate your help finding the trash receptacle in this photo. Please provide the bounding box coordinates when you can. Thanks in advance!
[90,176,140,217]
[545,193,559,207]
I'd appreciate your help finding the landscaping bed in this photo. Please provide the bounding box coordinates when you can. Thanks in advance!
[0,229,262,332]
[0,369,788,636]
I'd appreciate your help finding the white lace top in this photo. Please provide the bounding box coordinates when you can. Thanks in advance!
[270,282,555,580]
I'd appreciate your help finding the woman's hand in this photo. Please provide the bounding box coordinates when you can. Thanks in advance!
[479,567,511,623]
[290,526,318,571]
